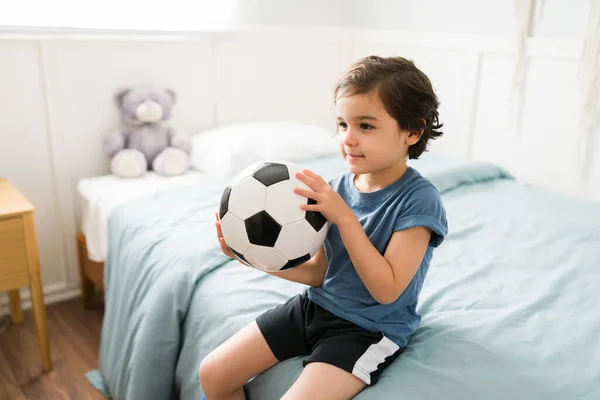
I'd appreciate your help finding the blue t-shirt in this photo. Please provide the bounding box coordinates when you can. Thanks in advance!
[307,166,448,348]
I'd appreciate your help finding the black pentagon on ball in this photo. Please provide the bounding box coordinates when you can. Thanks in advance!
[305,198,327,231]
[281,253,311,270]
[252,162,289,187]
[219,186,232,219]
[245,211,282,247]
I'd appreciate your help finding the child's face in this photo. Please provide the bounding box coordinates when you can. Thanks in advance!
[335,91,413,176]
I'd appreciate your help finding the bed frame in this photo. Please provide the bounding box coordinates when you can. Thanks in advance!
[76,232,105,308]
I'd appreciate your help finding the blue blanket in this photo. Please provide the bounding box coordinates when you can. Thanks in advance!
[87,154,600,400]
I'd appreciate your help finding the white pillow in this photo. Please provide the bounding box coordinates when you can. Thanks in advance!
[189,120,340,178]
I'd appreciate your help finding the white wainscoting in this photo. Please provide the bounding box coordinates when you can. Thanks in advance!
[0,27,595,314]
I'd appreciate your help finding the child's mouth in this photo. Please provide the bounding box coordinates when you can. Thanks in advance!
[346,154,364,163]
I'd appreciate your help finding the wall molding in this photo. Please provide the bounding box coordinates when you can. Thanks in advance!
[0,27,583,58]
[352,29,582,58]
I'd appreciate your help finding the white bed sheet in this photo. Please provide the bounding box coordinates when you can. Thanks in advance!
[77,171,209,263]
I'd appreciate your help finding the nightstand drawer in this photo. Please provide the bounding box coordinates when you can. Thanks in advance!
[0,216,30,290]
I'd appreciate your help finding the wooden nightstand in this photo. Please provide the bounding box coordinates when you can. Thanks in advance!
[0,178,51,371]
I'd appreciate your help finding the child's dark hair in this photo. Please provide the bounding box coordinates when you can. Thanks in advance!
[334,55,443,159]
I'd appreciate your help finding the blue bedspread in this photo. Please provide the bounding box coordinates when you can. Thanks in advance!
[87,154,600,400]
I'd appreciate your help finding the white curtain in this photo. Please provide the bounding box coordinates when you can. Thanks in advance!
[578,0,600,131]
[509,0,536,135]
[577,0,600,176]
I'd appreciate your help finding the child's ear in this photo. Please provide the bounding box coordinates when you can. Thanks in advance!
[406,119,425,145]
[407,131,423,145]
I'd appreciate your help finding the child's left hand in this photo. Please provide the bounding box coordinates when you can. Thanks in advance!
[294,169,354,226]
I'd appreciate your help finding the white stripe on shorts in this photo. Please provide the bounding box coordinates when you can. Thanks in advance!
[351,336,400,385]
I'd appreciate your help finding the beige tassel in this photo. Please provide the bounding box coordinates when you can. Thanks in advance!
[577,0,600,178]
[508,0,536,136]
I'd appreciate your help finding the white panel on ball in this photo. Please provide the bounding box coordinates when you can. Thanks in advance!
[275,219,319,260]
[228,177,267,220]
[231,161,262,185]
[310,224,330,256]
[265,180,307,225]
[244,245,288,272]
[219,213,250,255]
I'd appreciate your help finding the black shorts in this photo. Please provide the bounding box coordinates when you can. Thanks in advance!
[255,291,404,386]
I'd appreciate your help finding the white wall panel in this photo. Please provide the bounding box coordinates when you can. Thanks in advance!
[0,41,68,305]
[470,54,528,172]
[215,31,349,129]
[470,53,591,199]
[517,57,584,197]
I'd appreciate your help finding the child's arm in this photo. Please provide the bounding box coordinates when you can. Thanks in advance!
[337,219,430,304]
[294,169,436,305]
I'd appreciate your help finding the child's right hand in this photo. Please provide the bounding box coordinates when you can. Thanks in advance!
[215,212,250,267]
[215,212,235,258]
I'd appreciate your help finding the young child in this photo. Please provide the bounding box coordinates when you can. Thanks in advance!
[201,55,448,400]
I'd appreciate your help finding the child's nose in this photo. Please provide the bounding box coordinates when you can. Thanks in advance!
[343,129,358,146]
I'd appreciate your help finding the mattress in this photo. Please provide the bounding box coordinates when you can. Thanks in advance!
[77,171,209,262]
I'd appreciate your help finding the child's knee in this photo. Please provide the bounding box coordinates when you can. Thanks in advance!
[199,354,214,386]
[199,353,225,394]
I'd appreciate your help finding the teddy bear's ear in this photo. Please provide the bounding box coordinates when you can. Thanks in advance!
[165,88,176,105]
[114,87,131,107]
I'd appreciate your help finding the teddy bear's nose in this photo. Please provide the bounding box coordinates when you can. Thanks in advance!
[135,100,164,123]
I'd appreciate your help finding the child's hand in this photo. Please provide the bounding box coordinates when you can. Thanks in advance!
[216,212,255,269]
[294,169,354,226]
[215,212,236,259]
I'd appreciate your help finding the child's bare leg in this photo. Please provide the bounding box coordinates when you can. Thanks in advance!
[199,321,278,400]
[281,362,366,400]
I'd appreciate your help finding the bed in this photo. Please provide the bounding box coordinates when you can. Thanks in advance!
[80,124,600,400]
[75,170,210,306]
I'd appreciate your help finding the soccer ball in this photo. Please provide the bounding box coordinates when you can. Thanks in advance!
[218,160,330,272]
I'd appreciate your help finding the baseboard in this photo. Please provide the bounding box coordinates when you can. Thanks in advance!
[0,282,81,317]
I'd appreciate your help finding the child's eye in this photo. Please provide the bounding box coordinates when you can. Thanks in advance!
[338,122,348,129]
[360,123,373,130]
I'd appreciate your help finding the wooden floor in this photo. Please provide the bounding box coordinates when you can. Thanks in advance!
[0,295,106,400]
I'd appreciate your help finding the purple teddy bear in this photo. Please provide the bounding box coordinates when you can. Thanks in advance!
[103,86,192,178]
